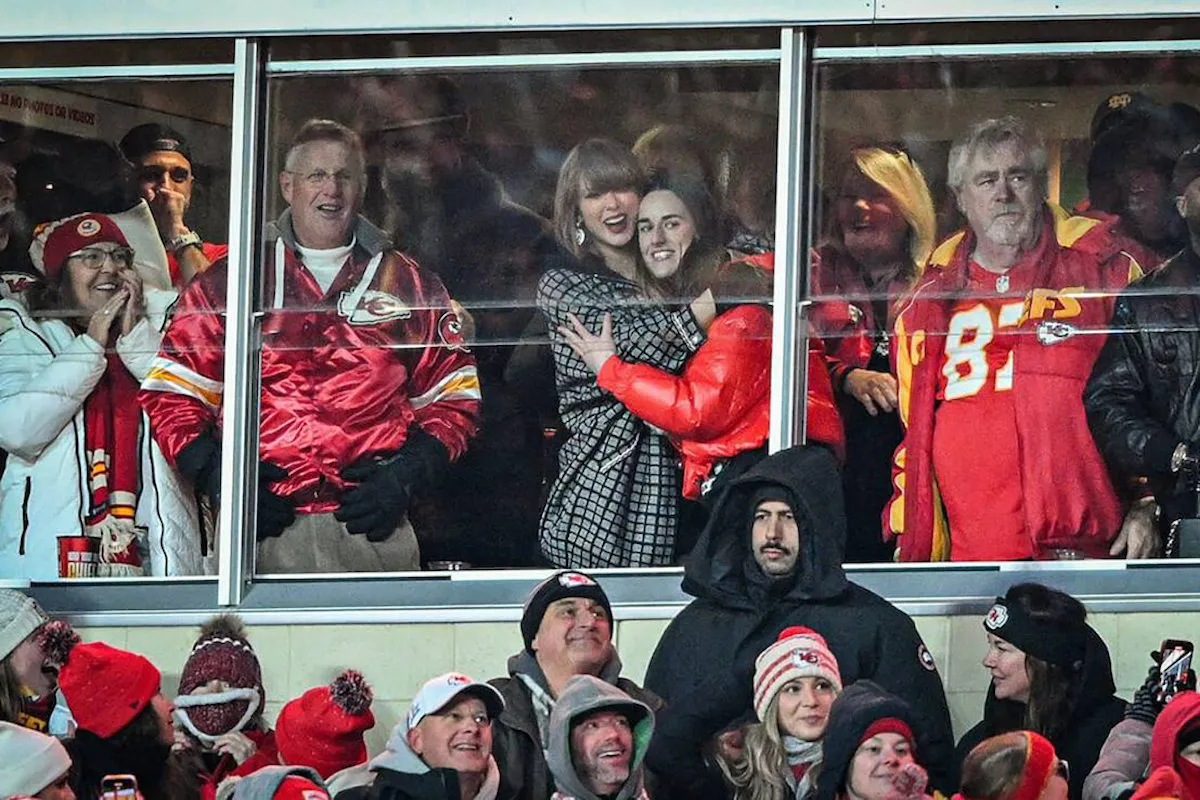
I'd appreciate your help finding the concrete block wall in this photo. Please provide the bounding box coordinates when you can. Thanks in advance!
[77,610,1186,756]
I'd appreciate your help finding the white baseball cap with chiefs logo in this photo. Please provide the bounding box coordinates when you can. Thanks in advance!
[405,671,505,731]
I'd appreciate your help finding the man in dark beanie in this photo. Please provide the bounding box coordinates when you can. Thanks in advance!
[1086,142,1200,554]
[119,122,227,286]
[487,571,660,800]
[644,446,956,791]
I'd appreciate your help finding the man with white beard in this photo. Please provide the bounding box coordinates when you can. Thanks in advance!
[885,115,1151,562]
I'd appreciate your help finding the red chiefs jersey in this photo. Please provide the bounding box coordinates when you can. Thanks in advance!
[168,242,229,287]
[932,261,1033,560]
[886,205,1143,561]
[139,217,480,514]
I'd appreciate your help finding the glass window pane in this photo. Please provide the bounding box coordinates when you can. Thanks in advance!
[1,38,234,68]
[810,38,1200,564]
[251,60,778,573]
[0,75,232,581]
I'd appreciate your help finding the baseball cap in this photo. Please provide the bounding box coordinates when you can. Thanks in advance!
[405,672,505,731]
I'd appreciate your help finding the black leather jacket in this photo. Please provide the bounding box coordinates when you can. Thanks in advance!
[1085,245,1200,517]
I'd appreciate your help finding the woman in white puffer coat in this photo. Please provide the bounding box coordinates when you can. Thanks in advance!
[0,211,205,580]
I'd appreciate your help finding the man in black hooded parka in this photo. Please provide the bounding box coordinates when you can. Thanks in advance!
[643,445,956,791]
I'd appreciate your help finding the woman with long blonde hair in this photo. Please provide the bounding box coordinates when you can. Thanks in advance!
[810,145,936,563]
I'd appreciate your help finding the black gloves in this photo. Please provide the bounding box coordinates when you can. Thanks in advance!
[1126,665,1164,725]
[174,430,295,541]
[336,427,450,542]
[255,463,296,541]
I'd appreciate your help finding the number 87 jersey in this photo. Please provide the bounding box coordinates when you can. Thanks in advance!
[884,206,1143,563]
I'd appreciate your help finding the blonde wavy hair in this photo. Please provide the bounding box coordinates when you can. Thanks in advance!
[717,694,826,800]
[851,146,937,279]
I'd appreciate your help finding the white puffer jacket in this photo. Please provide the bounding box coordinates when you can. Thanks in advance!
[0,289,210,579]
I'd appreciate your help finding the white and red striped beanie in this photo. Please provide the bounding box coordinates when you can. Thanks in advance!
[753,626,842,721]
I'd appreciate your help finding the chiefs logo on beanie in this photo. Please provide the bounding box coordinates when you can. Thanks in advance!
[275,670,375,780]
[29,213,130,283]
[753,626,842,722]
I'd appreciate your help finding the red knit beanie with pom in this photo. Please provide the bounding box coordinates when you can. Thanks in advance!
[56,639,161,739]
[275,670,374,779]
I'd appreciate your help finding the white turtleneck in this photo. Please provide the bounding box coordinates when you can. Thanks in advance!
[295,238,355,294]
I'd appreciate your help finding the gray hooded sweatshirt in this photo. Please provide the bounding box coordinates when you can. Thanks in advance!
[545,676,654,800]
[221,765,329,800]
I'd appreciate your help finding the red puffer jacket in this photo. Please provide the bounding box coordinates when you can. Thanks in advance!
[596,300,844,500]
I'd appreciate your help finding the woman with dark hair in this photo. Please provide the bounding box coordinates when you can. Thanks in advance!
[53,639,200,800]
[810,145,936,563]
[0,212,203,580]
[957,584,1126,800]
[958,731,1070,800]
[536,139,717,567]
[559,171,843,538]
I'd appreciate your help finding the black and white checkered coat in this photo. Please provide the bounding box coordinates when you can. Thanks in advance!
[536,257,706,567]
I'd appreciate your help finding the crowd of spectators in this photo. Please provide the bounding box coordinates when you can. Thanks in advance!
[4,80,1200,573]
[3,455,1199,800]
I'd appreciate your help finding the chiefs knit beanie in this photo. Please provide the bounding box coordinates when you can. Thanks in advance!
[56,640,161,739]
[0,721,72,798]
[275,670,374,779]
[0,590,49,662]
[29,213,130,284]
[520,571,612,653]
[175,615,265,740]
[753,626,842,722]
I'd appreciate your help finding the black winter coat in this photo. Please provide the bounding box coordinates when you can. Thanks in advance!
[815,681,926,800]
[643,446,956,793]
[954,625,1127,800]
[334,767,461,800]
[1085,246,1200,523]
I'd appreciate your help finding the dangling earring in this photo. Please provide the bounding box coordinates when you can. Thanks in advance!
[574,219,587,248]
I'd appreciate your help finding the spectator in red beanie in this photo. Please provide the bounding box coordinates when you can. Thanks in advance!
[48,637,199,800]
[1129,692,1200,800]
[275,670,374,783]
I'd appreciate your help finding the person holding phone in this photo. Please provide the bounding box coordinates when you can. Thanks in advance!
[960,584,1126,800]
[1085,643,1197,800]
[1125,691,1200,800]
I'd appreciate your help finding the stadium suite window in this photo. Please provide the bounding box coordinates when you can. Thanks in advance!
[0,75,234,583]
[231,62,781,575]
[809,40,1200,565]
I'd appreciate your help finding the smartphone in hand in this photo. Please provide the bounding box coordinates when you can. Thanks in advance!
[1158,639,1195,704]
[100,774,138,800]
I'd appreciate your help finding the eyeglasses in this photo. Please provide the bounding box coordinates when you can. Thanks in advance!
[68,247,135,270]
[1055,759,1070,783]
[137,165,191,184]
[289,169,360,188]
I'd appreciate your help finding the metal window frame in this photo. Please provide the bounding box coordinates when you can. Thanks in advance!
[19,26,1200,627]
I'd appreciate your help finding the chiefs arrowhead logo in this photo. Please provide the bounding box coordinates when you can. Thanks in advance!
[447,673,471,687]
[337,289,412,326]
[438,310,470,352]
[558,572,597,588]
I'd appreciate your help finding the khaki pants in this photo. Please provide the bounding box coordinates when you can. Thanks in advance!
[256,513,420,574]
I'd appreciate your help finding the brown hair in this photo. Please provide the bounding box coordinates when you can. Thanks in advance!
[1007,584,1088,739]
[960,732,1030,800]
[0,658,23,723]
[552,138,643,259]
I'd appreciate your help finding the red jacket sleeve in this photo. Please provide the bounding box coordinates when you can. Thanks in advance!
[138,267,227,464]
[400,265,481,461]
[596,306,770,442]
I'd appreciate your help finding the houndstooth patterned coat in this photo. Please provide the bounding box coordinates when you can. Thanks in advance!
[536,257,706,567]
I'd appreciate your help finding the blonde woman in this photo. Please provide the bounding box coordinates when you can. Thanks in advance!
[810,145,936,562]
[646,627,842,800]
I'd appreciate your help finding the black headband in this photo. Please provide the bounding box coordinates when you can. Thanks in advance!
[983,597,1087,668]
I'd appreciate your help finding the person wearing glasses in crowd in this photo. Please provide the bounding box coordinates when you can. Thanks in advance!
[332,672,507,800]
[0,212,203,580]
[119,124,227,286]
[140,118,480,573]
